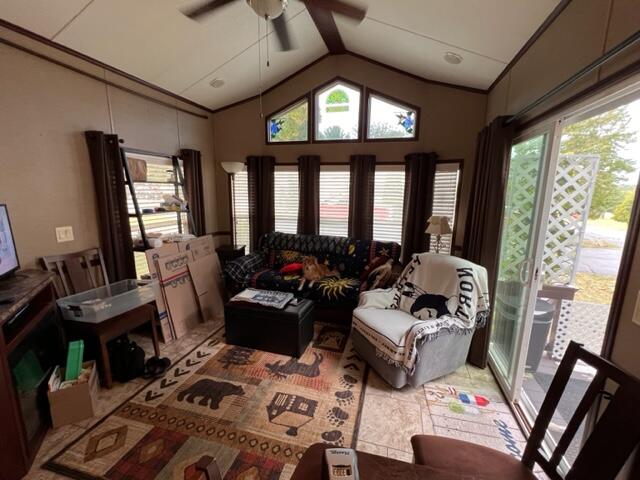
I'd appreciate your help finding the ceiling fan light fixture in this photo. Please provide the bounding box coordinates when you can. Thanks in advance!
[209,78,225,88]
[444,51,463,65]
[246,0,288,19]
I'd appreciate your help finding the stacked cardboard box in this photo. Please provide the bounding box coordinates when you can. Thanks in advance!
[145,235,225,342]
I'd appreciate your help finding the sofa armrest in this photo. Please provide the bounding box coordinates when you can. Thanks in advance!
[224,252,265,285]
[357,288,397,309]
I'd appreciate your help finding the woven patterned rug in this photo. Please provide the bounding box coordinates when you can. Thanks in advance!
[45,323,368,479]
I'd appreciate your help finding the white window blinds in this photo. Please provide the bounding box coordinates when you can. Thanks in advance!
[274,165,299,234]
[319,165,350,237]
[373,165,405,243]
[232,169,251,251]
[430,162,461,254]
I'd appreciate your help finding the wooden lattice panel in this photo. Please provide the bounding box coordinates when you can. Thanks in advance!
[542,155,599,285]
[553,300,609,359]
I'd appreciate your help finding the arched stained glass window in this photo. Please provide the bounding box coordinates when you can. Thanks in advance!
[314,80,361,141]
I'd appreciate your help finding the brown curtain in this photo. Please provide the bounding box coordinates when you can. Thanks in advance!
[247,155,275,251]
[463,116,515,368]
[84,131,136,281]
[401,152,438,264]
[298,155,320,235]
[348,155,376,239]
[181,149,206,236]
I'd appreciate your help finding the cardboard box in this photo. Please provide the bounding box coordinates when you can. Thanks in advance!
[189,253,225,322]
[158,252,202,339]
[145,243,180,343]
[47,361,98,428]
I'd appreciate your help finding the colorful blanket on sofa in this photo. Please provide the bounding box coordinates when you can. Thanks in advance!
[225,232,401,304]
[353,253,489,373]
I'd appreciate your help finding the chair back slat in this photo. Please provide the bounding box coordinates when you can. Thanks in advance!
[66,256,92,293]
[83,254,98,289]
[54,260,72,297]
[522,341,640,479]
[567,383,640,479]
[548,371,606,468]
[522,342,580,469]
[42,248,109,298]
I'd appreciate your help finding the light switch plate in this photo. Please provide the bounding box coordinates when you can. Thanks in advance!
[633,290,640,327]
[55,226,74,243]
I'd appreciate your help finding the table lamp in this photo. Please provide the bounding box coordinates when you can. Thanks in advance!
[426,216,452,253]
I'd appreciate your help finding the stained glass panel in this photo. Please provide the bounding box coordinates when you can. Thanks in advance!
[267,99,308,143]
[315,82,361,141]
[367,94,417,140]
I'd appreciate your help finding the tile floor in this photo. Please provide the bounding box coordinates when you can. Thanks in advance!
[28,321,545,479]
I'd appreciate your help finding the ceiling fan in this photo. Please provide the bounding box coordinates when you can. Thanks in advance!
[181,0,367,51]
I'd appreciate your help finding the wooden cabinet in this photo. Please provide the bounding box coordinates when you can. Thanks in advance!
[0,270,65,479]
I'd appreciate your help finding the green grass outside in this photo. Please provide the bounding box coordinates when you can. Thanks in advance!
[574,272,616,304]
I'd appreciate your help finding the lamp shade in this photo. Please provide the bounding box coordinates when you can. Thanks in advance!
[425,216,452,235]
[221,162,245,174]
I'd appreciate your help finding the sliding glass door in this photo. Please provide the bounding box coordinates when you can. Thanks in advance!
[490,83,640,469]
[489,132,553,395]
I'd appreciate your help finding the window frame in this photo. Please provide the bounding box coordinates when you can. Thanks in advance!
[273,164,300,234]
[311,76,364,144]
[432,159,464,254]
[364,88,421,142]
[372,163,406,244]
[228,166,251,251]
[265,93,311,145]
[318,163,351,237]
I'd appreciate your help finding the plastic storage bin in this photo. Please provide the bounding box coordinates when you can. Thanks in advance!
[57,280,157,323]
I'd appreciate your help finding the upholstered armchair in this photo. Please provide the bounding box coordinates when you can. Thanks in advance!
[351,253,489,388]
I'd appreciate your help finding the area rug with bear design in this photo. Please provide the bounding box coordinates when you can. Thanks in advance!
[45,322,368,479]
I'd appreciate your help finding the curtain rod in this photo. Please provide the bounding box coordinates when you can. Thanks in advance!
[505,29,640,125]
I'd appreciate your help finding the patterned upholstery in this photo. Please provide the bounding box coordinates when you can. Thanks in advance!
[224,232,401,305]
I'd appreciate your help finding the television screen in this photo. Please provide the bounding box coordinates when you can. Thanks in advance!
[0,204,19,279]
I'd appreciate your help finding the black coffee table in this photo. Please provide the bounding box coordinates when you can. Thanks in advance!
[224,298,315,357]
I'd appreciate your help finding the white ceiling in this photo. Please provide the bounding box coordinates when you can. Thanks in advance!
[0,0,560,109]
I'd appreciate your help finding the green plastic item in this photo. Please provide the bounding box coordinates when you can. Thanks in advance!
[64,340,84,382]
[13,350,45,392]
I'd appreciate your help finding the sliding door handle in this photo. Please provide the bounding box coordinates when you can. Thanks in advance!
[519,258,533,284]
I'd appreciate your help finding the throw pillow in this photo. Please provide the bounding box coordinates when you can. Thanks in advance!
[360,255,390,281]
[280,262,303,274]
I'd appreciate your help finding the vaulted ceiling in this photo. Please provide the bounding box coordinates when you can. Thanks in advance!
[0,0,560,110]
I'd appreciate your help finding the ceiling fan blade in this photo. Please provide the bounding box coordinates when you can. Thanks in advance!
[305,0,367,22]
[181,0,236,20]
[271,15,295,51]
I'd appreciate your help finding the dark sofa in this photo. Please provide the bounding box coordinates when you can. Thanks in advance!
[224,232,401,317]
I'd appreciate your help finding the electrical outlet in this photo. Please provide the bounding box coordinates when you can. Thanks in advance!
[55,226,74,243]
[633,290,640,327]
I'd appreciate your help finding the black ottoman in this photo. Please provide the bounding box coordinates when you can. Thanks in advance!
[224,299,315,357]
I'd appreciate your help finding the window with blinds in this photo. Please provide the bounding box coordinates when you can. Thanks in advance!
[430,162,461,254]
[274,165,299,234]
[319,165,350,237]
[232,169,251,251]
[373,165,405,243]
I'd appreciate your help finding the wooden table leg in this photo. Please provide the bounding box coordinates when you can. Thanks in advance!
[98,335,113,389]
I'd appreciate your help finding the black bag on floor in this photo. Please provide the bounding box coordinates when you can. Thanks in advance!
[108,335,145,382]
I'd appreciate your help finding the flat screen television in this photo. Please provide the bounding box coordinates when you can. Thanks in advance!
[0,204,19,280]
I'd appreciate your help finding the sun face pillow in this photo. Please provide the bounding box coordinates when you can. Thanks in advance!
[280,262,303,274]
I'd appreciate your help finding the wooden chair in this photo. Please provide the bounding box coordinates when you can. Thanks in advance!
[411,341,640,479]
[43,248,160,388]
